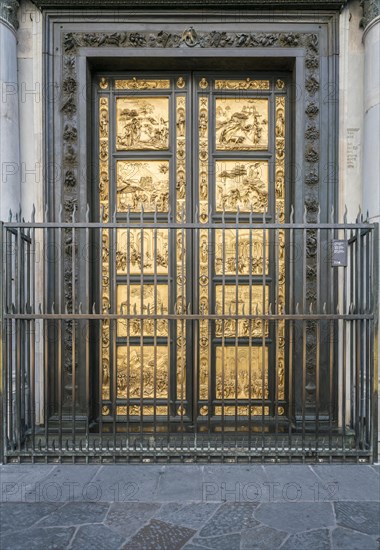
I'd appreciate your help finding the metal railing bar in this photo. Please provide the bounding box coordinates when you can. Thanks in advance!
[5,313,374,321]
[3,221,377,230]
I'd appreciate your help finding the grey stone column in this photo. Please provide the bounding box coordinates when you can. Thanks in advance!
[0,0,20,221]
[360,0,380,456]
[361,1,380,220]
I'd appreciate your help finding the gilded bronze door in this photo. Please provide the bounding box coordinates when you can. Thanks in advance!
[97,72,287,428]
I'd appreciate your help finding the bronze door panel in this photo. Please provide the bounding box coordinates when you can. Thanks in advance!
[97,72,287,426]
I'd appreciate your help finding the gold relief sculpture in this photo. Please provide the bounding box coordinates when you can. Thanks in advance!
[276,95,286,400]
[215,285,269,338]
[116,229,169,275]
[199,227,210,400]
[117,284,168,337]
[215,406,269,416]
[99,77,108,89]
[117,406,168,416]
[116,160,169,212]
[115,78,170,90]
[276,79,285,90]
[99,96,110,401]
[215,347,268,400]
[215,98,268,150]
[199,77,208,89]
[176,96,186,218]
[198,94,210,399]
[215,79,270,90]
[116,97,169,150]
[176,77,186,89]
[215,229,269,275]
[176,96,187,399]
[117,346,169,399]
[215,160,268,212]
[199,96,209,223]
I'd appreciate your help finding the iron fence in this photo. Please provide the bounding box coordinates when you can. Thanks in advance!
[0,210,378,463]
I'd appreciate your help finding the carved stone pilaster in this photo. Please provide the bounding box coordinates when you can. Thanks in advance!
[0,0,19,31]
[360,0,380,29]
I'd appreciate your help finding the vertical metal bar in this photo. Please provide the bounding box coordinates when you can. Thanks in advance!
[85,218,90,456]
[302,224,307,457]
[153,215,158,448]
[43,220,49,453]
[20,230,25,449]
[125,219,131,458]
[30,221,36,457]
[349,230,355,433]
[234,211,239,445]
[363,230,369,450]
[358,225,364,448]
[371,223,379,462]
[25,231,31,447]
[112,214,117,455]
[98,218,104,454]
[342,220,348,458]
[6,230,13,454]
[193,220,199,453]
[274,214,280,456]
[315,215,321,452]
[261,214,267,456]
[140,217,144,448]
[180,217,185,446]
[0,222,5,463]
[328,222,334,457]
[221,213,226,455]
[288,212,294,455]
[16,225,21,450]
[166,209,171,452]
[71,215,76,450]
[248,210,253,452]
[57,214,63,454]
[355,226,361,450]
[207,225,212,446]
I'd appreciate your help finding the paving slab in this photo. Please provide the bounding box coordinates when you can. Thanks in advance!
[190,533,241,549]
[334,501,380,535]
[37,501,110,526]
[0,465,57,502]
[198,502,259,536]
[0,526,75,550]
[90,464,163,502]
[311,465,380,501]
[331,526,379,549]
[254,501,335,533]
[280,528,331,550]
[105,501,162,538]
[240,524,288,549]
[70,524,126,550]
[10,465,102,503]
[155,465,204,501]
[123,518,195,549]
[0,501,63,533]
[154,501,221,529]
[262,464,321,502]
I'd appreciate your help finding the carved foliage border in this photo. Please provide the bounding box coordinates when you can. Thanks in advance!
[60,27,321,408]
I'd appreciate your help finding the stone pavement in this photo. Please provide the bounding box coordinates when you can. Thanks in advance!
[0,464,379,549]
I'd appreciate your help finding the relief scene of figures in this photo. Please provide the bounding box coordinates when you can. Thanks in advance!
[116,97,169,150]
[215,98,268,150]
[215,160,268,212]
[116,160,169,212]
